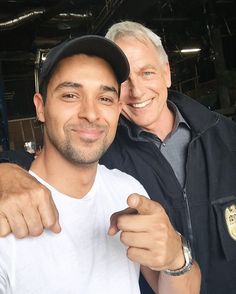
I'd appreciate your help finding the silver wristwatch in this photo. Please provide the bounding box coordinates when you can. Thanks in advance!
[163,233,193,276]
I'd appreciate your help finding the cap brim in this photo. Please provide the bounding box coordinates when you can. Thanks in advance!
[40,35,130,87]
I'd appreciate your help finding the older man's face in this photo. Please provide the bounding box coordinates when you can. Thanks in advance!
[115,36,171,133]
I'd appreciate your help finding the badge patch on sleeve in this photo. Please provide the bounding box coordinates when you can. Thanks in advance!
[225,204,236,241]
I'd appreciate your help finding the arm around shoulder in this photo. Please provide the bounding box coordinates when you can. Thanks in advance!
[0,150,34,169]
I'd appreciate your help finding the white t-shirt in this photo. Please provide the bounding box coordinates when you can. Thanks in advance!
[0,165,149,294]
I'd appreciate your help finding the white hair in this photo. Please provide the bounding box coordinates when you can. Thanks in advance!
[105,20,169,64]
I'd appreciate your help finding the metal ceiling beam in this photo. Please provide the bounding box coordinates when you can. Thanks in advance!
[91,0,126,34]
[0,0,74,31]
[91,0,159,35]
[0,9,45,30]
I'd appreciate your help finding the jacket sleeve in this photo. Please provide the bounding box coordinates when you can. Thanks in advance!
[0,150,34,170]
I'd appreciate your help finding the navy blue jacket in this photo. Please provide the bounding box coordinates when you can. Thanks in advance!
[101,91,236,294]
[1,91,236,294]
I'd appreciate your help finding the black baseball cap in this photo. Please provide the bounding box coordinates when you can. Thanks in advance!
[39,35,130,92]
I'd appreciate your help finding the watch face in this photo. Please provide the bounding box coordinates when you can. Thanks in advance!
[182,237,192,263]
[183,243,192,263]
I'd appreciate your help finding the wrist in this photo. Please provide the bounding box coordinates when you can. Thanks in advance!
[163,232,193,276]
[168,233,185,270]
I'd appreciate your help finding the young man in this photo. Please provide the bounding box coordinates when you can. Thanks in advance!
[0,35,200,294]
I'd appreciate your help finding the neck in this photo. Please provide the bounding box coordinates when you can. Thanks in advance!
[30,148,97,199]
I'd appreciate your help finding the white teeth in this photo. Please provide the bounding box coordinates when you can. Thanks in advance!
[131,99,152,108]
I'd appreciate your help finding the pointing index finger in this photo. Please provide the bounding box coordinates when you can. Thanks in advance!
[127,194,162,215]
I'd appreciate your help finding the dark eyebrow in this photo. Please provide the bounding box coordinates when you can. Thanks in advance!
[54,82,118,96]
[54,82,82,91]
[100,85,118,96]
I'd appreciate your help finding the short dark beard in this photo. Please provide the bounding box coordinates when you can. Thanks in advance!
[45,125,110,165]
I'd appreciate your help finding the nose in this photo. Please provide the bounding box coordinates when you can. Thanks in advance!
[129,76,145,99]
[78,99,99,123]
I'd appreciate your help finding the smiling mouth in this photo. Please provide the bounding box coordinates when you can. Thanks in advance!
[129,98,153,109]
[71,127,104,142]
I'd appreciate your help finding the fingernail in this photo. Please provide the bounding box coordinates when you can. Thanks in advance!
[53,222,61,233]
[107,226,115,236]
[130,195,139,207]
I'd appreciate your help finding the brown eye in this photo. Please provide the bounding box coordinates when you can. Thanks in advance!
[63,94,76,99]
[61,93,80,102]
[99,96,114,105]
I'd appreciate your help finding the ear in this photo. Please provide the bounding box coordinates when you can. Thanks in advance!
[118,100,123,114]
[33,93,45,123]
[163,63,172,88]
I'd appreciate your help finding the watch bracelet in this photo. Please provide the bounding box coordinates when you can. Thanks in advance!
[163,232,193,276]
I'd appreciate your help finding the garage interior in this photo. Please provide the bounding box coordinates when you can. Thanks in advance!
[0,0,235,151]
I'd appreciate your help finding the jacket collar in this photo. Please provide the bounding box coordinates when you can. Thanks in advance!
[168,90,219,135]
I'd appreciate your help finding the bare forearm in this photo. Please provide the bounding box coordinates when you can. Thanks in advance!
[141,261,201,294]
[157,261,201,294]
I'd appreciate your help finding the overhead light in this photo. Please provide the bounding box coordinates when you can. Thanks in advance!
[180,48,201,53]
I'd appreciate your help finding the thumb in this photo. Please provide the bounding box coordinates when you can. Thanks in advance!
[127,193,159,215]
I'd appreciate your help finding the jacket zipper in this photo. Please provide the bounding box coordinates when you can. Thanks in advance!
[183,134,199,254]
[147,136,195,249]
[182,187,194,253]
[182,116,220,255]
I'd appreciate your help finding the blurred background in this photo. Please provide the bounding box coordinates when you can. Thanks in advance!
[0,0,235,152]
